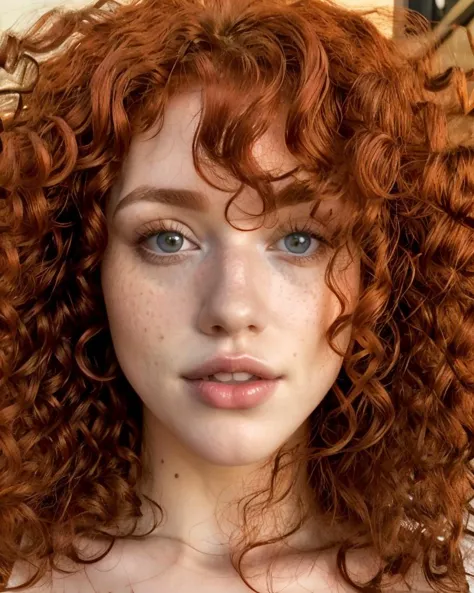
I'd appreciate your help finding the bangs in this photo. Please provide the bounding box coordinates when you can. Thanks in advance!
[122,1,347,213]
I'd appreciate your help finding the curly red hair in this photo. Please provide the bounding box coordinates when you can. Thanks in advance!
[0,0,473,591]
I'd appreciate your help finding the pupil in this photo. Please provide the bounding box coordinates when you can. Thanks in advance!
[157,232,183,253]
[285,232,310,254]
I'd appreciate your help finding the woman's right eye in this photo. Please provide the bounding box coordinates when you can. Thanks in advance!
[147,231,194,254]
[132,222,200,264]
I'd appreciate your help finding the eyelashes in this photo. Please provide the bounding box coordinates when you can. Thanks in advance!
[132,220,197,266]
[132,218,331,266]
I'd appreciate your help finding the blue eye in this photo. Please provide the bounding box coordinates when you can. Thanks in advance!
[134,220,328,266]
[154,231,184,253]
[283,232,312,254]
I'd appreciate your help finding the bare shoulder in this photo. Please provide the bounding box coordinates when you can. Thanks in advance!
[6,539,134,593]
[7,560,93,593]
[322,546,439,593]
[6,540,452,593]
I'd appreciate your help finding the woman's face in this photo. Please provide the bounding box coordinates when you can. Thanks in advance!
[101,90,360,466]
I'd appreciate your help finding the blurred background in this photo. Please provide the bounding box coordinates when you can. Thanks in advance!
[0,0,400,31]
[1,0,473,70]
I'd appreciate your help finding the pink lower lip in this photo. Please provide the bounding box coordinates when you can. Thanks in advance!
[184,378,279,409]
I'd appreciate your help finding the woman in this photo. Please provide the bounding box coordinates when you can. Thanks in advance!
[0,0,473,591]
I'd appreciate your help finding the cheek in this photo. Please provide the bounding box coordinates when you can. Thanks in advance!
[274,274,334,334]
[100,248,189,362]
[283,258,359,358]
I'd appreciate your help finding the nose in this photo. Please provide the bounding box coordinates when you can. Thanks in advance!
[196,249,269,339]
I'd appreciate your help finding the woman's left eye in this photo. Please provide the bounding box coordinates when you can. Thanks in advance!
[274,231,321,256]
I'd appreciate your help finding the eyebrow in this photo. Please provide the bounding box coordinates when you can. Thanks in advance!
[113,186,209,218]
[112,178,325,219]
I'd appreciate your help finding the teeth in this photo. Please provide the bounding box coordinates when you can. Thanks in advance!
[232,372,255,382]
[207,372,257,383]
[212,372,233,382]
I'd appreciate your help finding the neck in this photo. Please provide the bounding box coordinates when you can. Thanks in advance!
[134,410,336,569]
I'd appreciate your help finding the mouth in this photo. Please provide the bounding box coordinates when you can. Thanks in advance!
[182,355,283,409]
[182,354,282,382]
[191,372,262,384]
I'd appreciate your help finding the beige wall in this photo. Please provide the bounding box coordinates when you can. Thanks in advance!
[1,0,396,33]
[1,0,92,32]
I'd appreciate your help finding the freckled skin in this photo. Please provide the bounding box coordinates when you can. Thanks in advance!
[101,91,359,466]
[8,90,366,593]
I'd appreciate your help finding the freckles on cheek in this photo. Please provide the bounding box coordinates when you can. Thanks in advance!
[102,265,153,339]
[293,285,339,354]
[298,283,333,329]
[119,290,167,342]
[113,282,195,351]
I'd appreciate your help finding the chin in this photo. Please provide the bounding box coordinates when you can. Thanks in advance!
[195,446,272,467]
[177,422,295,467]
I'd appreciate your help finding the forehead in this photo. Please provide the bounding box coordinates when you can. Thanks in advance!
[134,88,296,170]
[110,89,301,205]
[109,89,345,224]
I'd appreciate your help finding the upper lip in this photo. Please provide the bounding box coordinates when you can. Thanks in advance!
[182,355,282,381]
